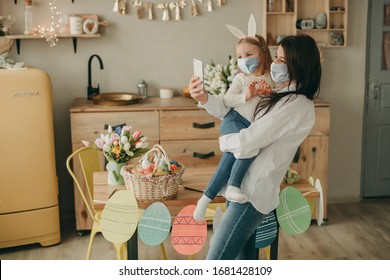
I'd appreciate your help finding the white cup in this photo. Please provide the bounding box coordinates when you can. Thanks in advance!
[160,88,174,99]
[69,16,83,35]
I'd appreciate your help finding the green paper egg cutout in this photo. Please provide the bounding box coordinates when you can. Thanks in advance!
[276,186,311,235]
[138,202,171,246]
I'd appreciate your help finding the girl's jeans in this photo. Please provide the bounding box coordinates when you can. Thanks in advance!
[204,109,255,200]
[206,201,267,260]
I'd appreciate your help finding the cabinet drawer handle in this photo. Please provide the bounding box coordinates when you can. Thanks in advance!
[193,151,215,159]
[104,123,127,131]
[192,122,215,129]
[292,147,300,163]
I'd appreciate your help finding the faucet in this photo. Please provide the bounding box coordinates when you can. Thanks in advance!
[88,54,104,100]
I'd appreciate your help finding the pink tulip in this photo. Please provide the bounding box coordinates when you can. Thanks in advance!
[95,138,104,149]
[132,131,141,139]
[82,140,90,147]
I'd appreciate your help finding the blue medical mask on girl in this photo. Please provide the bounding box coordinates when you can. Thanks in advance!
[270,62,290,83]
[238,57,260,74]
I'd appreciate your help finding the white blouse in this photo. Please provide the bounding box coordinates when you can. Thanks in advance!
[223,73,277,122]
[198,86,315,214]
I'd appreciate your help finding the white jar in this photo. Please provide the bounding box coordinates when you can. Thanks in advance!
[159,88,174,99]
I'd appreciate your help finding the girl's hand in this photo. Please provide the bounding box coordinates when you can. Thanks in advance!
[189,76,208,105]
[246,81,258,101]
[257,80,272,96]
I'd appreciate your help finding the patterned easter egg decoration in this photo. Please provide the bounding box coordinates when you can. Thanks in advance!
[255,211,278,248]
[276,186,311,235]
[138,202,171,246]
[315,12,327,29]
[100,190,138,243]
[171,205,207,255]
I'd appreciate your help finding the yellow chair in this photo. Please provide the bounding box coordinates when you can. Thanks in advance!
[66,146,128,260]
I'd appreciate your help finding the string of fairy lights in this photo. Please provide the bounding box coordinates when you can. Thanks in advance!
[36,0,64,47]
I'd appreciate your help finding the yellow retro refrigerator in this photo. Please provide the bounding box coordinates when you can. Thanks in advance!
[0,67,61,249]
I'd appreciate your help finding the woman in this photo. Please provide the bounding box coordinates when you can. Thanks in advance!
[194,34,285,221]
[188,34,322,259]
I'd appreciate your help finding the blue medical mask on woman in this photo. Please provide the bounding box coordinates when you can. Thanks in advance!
[270,62,290,83]
[238,57,260,74]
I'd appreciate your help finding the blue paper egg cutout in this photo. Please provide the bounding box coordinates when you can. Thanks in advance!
[255,211,277,248]
[138,202,171,246]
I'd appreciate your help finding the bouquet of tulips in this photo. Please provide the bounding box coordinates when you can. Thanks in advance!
[83,125,149,164]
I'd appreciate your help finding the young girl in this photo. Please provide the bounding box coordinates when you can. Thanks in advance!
[193,35,284,221]
[189,34,322,259]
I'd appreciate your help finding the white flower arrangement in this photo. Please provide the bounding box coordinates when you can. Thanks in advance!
[204,55,238,95]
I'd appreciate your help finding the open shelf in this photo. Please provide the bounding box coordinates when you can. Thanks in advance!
[263,0,348,48]
[6,33,101,54]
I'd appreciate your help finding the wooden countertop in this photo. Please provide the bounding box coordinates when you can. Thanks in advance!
[70,96,200,113]
[70,96,330,113]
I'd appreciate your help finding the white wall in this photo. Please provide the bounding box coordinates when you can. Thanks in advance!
[0,0,368,222]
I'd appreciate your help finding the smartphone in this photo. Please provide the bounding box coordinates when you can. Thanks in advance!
[193,58,205,93]
[193,58,204,82]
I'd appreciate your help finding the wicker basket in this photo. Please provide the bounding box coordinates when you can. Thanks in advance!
[120,144,185,203]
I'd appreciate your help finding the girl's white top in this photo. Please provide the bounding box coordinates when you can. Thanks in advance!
[198,85,315,214]
[223,72,284,122]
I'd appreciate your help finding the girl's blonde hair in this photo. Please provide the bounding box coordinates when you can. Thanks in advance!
[236,35,272,75]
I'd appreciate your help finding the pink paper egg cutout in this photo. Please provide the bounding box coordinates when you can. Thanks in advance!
[171,205,207,255]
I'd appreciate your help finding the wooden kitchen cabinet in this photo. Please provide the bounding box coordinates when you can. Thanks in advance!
[292,99,330,219]
[261,0,348,48]
[69,96,330,230]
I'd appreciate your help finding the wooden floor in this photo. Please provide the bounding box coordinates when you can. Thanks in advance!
[1,199,389,260]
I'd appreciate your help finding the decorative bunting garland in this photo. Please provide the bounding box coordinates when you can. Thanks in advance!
[113,0,226,21]
[207,0,212,12]
[191,0,199,16]
[119,0,128,14]
[146,2,154,20]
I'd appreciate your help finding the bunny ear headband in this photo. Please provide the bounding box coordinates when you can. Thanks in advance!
[225,13,257,40]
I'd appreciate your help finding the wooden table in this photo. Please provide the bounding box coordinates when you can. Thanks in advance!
[93,166,319,260]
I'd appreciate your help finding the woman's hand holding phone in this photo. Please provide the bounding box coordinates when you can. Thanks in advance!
[189,76,208,105]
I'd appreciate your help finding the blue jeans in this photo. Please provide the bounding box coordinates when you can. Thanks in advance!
[204,109,255,199]
[206,201,267,260]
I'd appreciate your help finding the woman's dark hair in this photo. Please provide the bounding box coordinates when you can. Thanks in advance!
[254,34,322,119]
